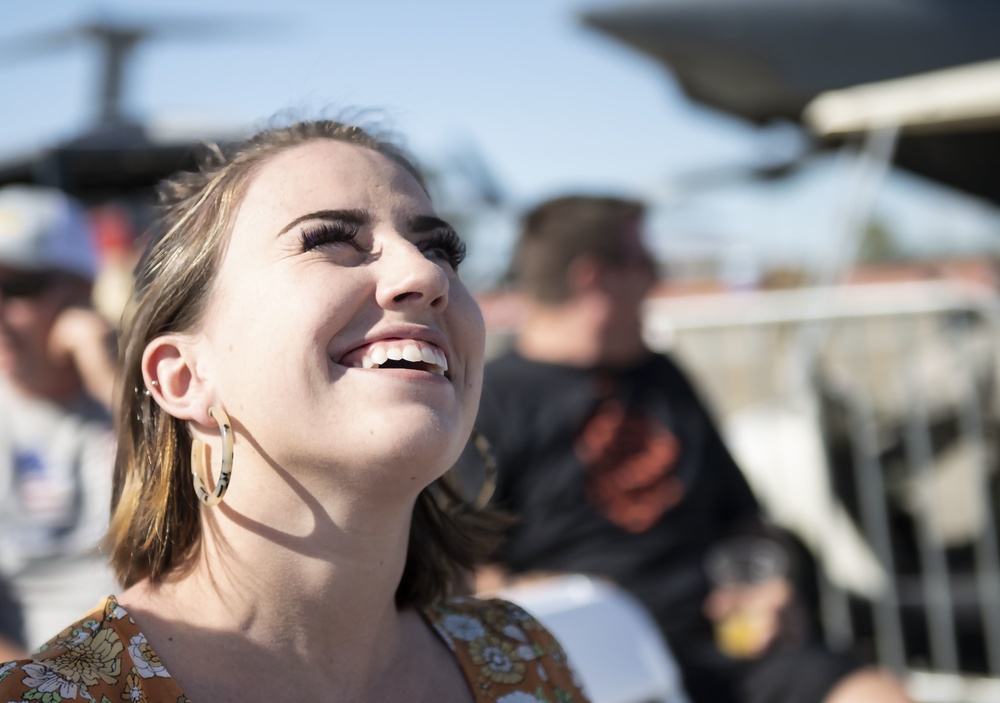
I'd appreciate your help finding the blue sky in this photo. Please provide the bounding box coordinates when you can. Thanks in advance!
[3,0,999,288]
[1,0,757,196]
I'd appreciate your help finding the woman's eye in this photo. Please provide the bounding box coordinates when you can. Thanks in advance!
[421,230,467,270]
[300,221,362,252]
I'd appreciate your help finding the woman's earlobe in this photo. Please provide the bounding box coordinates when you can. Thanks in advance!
[141,335,213,424]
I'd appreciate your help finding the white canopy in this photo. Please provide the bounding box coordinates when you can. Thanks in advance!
[804,58,1000,136]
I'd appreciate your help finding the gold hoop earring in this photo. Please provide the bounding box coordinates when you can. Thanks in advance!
[191,406,234,506]
[470,430,497,509]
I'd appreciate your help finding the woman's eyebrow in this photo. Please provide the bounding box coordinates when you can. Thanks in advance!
[277,209,371,236]
[407,214,454,234]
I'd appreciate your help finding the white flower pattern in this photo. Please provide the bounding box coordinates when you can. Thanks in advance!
[426,598,587,702]
[497,692,544,703]
[503,624,528,642]
[20,662,84,700]
[129,633,170,678]
[442,614,486,641]
[0,596,587,703]
[517,644,539,661]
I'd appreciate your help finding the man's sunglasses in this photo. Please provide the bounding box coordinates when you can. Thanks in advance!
[0,271,61,299]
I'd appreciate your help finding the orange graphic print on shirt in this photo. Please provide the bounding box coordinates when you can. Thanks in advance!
[575,395,684,533]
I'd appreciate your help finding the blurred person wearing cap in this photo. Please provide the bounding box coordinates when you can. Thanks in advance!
[0,185,118,660]
[466,195,911,703]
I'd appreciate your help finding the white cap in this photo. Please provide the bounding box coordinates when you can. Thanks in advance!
[0,185,98,281]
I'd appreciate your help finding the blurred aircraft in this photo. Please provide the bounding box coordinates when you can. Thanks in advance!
[0,15,270,206]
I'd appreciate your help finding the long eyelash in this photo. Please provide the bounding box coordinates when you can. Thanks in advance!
[423,230,467,269]
[300,221,361,252]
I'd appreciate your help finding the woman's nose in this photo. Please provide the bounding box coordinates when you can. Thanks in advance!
[374,239,450,310]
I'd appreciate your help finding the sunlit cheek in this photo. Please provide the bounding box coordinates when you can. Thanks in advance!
[462,301,487,393]
[454,281,485,331]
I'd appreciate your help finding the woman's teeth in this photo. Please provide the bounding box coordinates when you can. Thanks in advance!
[353,340,448,375]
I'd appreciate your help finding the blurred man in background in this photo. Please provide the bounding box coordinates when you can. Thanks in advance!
[0,185,118,659]
[470,195,910,703]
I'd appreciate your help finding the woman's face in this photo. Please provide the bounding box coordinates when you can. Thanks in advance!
[188,139,485,492]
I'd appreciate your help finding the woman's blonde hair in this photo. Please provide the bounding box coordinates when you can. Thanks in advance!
[105,119,504,606]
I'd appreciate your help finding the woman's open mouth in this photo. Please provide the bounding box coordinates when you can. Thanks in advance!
[339,339,449,376]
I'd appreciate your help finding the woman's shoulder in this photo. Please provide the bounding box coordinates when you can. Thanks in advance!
[0,595,188,703]
[423,595,590,703]
[423,595,548,642]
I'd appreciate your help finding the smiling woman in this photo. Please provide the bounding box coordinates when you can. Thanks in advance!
[0,120,591,703]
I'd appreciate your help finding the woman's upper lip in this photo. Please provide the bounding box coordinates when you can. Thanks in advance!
[334,327,451,373]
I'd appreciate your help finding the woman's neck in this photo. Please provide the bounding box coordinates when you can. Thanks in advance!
[118,462,423,701]
[517,299,649,368]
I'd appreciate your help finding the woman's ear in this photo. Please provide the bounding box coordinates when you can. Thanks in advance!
[142,334,214,425]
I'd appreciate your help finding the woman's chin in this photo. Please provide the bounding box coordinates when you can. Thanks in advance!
[357,408,470,453]
[338,426,465,474]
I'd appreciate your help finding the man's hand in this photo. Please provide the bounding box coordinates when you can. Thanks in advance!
[703,577,796,659]
[46,306,117,412]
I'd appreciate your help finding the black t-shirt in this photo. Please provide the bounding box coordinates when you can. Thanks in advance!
[474,350,759,641]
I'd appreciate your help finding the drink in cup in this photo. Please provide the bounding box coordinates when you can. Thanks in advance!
[705,536,789,659]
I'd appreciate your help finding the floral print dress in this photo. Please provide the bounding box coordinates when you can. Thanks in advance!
[0,595,588,703]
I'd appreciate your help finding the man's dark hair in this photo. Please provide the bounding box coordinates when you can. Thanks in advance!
[511,195,646,303]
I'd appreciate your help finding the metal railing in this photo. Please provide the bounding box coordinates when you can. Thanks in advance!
[644,280,1000,702]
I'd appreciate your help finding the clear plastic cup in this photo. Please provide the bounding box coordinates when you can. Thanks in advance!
[705,536,789,659]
